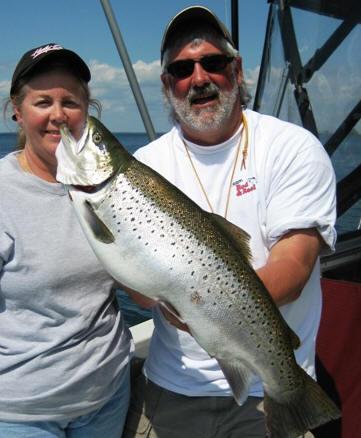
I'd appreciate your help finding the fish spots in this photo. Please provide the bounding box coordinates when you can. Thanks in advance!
[190,291,203,305]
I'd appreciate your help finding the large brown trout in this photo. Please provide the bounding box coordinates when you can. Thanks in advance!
[56,116,340,437]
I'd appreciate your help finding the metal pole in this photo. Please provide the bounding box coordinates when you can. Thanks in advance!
[231,0,239,50]
[100,0,157,141]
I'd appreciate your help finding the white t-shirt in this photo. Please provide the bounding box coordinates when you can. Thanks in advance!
[134,109,336,398]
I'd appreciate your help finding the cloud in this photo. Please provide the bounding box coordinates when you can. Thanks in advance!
[87,59,167,132]
[251,64,361,134]
[0,80,11,97]
[133,60,161,84]
[89,59,160,92]
[244,66,260,102]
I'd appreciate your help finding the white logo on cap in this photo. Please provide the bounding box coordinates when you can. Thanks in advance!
[31,44,64,59]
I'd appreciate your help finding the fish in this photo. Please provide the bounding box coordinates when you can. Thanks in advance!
[56,116,340,437]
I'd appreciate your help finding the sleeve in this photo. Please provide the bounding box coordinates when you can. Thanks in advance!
[133,129,175,171]
[0,203,14,270]
[134,141,159,167]
[0,231,14,270]
[264,132,337,254]
[133,147,148,163]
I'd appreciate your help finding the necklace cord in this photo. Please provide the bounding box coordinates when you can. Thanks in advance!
[182,112,249,218]
[240,112,249,170]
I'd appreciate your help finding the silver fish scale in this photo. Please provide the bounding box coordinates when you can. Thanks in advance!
[89,162,304,396]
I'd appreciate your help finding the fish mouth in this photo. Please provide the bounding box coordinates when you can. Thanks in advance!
[60,120,90,154]
[72,184,98,193]
[59,123,74,149]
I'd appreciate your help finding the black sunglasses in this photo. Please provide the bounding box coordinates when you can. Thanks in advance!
[165,54,234,79]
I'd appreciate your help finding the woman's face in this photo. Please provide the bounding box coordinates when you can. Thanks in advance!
[13,69,88,166]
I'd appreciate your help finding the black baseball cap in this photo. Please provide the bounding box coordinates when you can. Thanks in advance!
[10,43,91,95]
[160,6,236,64]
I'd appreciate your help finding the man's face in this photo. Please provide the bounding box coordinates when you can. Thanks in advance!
[162,40,243,136]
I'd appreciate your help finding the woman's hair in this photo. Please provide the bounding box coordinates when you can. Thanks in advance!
[3,62,101,150]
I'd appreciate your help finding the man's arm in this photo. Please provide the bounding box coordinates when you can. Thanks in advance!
[121,227,324,331]
[256,227,324,306]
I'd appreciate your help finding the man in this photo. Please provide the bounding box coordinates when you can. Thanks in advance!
[123,6,336,438]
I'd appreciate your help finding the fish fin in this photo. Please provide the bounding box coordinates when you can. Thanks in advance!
[159,301,186,324]
[209,213,253,264]
[83,201,115,244]
[264,368,341,437]
[217,359,254,405]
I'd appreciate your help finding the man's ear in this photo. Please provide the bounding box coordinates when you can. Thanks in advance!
[234,56,245,86]
[161,73,173,101]
[161,72,170,88]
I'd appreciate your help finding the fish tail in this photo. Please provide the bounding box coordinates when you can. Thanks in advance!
[264,369,341,438]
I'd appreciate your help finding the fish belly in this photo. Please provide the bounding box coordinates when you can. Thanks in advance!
[69,174,301,396]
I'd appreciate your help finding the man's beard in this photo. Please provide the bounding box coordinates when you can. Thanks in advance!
[164,80,240,133]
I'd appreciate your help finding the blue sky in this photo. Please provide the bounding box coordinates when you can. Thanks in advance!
[0,0,269,133]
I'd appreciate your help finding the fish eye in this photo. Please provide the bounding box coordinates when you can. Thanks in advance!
[93,132,102,145]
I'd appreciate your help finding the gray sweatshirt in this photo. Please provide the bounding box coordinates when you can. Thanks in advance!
[0,152,133,421]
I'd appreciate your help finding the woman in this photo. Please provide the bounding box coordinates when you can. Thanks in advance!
[0,43,133,437]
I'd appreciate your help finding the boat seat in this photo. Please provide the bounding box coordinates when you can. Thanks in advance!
[312,278,361,438]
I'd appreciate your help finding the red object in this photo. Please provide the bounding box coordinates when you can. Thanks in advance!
[312,278,361,438]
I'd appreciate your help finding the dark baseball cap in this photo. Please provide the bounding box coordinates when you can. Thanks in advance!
[10,43,91,95]
[160,6,236,63]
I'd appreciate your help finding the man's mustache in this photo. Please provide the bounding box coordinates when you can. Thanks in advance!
[187,83,220,103]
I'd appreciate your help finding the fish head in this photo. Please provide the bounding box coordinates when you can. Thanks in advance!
[56,115,126,187]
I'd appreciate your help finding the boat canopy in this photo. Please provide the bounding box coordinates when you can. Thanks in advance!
[289,0,361,23]
[253,0,361,270]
